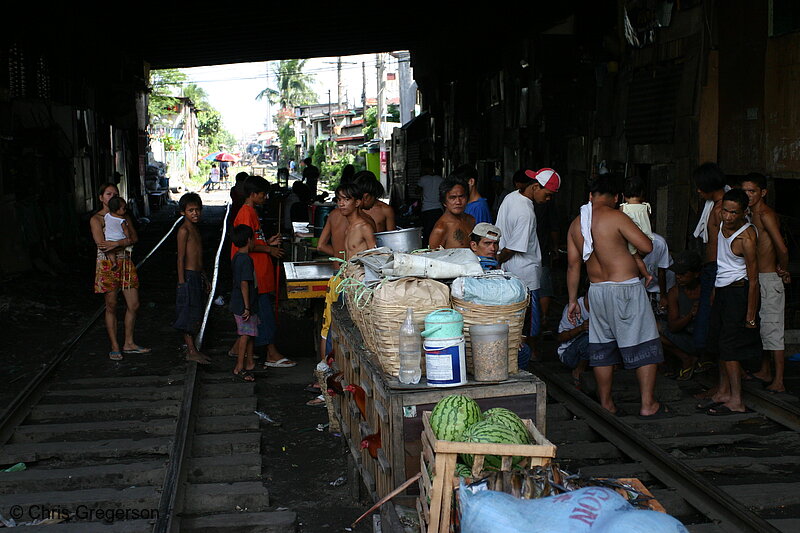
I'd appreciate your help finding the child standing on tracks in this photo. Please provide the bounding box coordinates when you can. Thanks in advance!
[230,224,258,382]
[173,193,211,365]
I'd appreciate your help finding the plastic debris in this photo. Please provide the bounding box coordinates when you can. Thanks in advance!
[254,411,280,425]
[213,295,225,306]
[316,423,329,432]
[329,476,347,487]
[2,462,26,473]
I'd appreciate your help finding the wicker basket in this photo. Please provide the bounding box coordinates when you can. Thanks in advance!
[451,295,529,374]
[367,278,450,376]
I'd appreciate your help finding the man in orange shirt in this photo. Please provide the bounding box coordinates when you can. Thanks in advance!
[230,176,296,368]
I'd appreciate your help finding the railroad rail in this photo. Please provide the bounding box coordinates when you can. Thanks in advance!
[0,205,295,532]
[534,361,800,533]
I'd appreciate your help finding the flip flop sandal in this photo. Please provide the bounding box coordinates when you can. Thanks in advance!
[695,399,722,412]
[705,405,751,416]
[676,365,696,381]
[743,372,768,385]
[694,361,715,374]
[306,395,326,407]
[233,370,255,382]
[109,351,123,361]
[122,345,152,355]
[229,351,260,359]
[264,357,297,368]
[637,403,674,420]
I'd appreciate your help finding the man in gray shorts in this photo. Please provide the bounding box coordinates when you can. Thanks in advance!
[742,173,790,393]
[566,176,668,418]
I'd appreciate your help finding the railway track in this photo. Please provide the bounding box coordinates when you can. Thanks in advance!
[0,205,296,532]
[534,361,800,533]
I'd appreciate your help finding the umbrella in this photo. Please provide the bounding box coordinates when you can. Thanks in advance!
[214,152,237,162]
[200,151,223,161]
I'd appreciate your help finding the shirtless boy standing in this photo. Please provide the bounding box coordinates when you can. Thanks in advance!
[742,173,790,393]
[567,176,667,418]
[336,182,377,259]
[355,170,396,233]
[173,192,211,364]
[428,176,475,249]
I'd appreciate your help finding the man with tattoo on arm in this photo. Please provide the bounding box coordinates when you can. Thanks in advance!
[428,176,475,249]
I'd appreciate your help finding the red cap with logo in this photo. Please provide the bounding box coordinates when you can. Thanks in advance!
[525,168,561,192]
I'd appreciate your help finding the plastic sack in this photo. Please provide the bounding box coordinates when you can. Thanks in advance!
[381,249,483,279]
[459,484,687,533]
[451,274,527,306]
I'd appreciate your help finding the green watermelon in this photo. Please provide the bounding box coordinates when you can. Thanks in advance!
[454,463,473,478]
[482,408,532,444]
[429,395,482,442]
[460,420,525,470]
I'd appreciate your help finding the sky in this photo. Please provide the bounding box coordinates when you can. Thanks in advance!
[180,54,395,140]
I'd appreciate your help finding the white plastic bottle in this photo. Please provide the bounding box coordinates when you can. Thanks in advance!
[398,307,422,384]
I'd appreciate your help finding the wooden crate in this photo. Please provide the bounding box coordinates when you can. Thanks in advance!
[330,305,548,506]
[418,411,556,533]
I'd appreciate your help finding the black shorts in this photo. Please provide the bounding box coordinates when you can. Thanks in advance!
[173,270,206,335]
[707,281,762,361]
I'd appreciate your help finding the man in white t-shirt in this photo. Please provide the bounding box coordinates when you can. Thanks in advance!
[417,157,443,247]
[642,232,675,315]
[496,168,561,346]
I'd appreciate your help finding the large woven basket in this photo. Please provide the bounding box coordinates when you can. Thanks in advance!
[451,295,529,374]
[363,277,450,377]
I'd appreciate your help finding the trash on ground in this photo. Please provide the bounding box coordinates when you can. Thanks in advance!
[329,476,347,487]
[2,462,26,472]
[254,411,280,424]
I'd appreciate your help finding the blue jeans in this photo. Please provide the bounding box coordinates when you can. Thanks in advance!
[527,289,541,337]
[693,262,717,351]
[255,292,277,347]
[559,334,589,369]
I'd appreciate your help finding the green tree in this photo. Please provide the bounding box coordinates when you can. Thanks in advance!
[277,122,296,167]
[363,106,378,139]
[148,69,187,118]
[256,59,317,124]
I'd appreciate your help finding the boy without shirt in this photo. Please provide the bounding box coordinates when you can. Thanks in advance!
[173,193,211,364]
[428,176,475,249]
[336,182,377,259]
[354,170,396,233]
[741,173,791,393]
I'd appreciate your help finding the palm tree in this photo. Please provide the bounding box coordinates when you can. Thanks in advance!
[256,59,317,123]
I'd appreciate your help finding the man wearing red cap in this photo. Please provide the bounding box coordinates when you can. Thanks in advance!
[495,168,560,362]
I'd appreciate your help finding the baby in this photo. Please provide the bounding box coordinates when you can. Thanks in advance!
[620,176,654,285]
[104,196,134,270]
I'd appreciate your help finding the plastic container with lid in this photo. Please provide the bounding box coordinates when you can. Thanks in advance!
[470,324,509,382]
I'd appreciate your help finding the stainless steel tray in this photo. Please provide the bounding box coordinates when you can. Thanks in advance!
[283,261,336,281]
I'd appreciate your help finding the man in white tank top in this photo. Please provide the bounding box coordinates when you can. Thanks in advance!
[704,189,761,416]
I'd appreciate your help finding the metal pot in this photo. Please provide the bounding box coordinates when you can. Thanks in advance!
[375,227,422,252]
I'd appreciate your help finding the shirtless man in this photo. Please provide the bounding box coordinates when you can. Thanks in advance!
[567,176,666,418]
[692,163,728,369]
[703,189,761,415]
[742,173,790,393]
[428,176,475,249]
[354,170,396,233]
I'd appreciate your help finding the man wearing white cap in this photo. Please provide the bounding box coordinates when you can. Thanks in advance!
[496,168,561,352]
[469,222,502,271]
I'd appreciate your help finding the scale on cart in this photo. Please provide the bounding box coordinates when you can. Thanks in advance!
[283,261,336,299]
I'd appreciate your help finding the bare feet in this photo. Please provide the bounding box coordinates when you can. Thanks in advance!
[766,382,786,394]
[186,351,211,365]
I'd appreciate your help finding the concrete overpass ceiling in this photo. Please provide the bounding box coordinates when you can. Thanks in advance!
[75,5,576,69]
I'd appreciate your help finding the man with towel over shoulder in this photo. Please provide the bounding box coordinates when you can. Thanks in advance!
[566,176,670,419]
